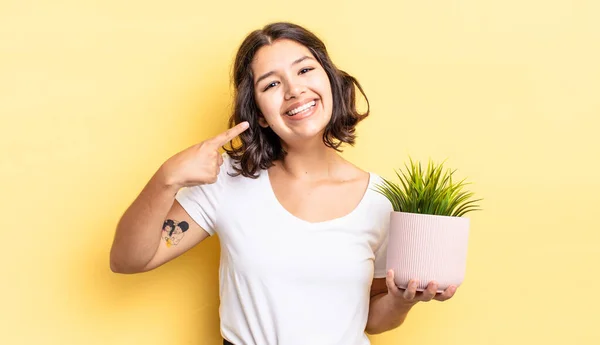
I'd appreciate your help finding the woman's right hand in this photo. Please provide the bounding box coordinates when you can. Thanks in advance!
[160,121,249,189]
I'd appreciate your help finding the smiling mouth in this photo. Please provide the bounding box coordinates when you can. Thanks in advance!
[286,100,317,116]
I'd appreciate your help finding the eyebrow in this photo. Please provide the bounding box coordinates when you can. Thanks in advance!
[254,55,315,86]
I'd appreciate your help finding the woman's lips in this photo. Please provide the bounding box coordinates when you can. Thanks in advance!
[284,99,319,121]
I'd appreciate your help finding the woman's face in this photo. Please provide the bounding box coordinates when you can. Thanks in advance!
[251,39,333,146]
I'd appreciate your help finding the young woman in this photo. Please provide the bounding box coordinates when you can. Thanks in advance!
[110,22,457,345]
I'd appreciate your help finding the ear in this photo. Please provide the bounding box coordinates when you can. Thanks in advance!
[258,115,269,128]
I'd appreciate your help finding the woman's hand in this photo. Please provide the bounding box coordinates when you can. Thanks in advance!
[160,121,249,189]
[385,269,457,307]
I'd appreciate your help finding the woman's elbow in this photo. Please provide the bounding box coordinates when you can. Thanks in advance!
[365,323,385,335]
[109,253,145,274]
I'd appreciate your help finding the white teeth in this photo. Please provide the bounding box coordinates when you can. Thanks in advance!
[287,101,316,115]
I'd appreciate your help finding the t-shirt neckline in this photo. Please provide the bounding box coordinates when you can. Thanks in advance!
[262,168,374,227]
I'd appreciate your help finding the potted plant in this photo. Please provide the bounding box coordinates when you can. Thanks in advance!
[373,157,482,293]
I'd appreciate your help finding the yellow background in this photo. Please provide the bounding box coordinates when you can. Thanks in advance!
[2,0,599,344]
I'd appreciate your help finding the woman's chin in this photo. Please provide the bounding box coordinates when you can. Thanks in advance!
[282,128,327,147]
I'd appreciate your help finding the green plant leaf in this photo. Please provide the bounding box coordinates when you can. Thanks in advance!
[452,199,483,217]
[373,157,482,218]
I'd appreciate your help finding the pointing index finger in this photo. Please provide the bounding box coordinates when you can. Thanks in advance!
[211,121,250,147]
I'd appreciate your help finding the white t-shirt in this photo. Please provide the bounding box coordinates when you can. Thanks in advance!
[175,153,392,345]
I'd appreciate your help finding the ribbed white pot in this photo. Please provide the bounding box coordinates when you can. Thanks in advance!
[386,212,470,293]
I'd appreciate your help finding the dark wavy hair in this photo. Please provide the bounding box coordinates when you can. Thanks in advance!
[223,22,369,178]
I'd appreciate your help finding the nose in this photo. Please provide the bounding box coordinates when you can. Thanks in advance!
[284,78,305,100]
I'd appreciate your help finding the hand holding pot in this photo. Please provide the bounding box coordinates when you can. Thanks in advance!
[385,269,457,306]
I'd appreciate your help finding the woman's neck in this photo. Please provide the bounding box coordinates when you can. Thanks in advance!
[277,141,344,181]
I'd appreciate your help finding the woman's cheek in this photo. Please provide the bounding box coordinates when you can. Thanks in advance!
[266,95,283,118]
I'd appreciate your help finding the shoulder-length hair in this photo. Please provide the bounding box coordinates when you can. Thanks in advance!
[224,22,369,178]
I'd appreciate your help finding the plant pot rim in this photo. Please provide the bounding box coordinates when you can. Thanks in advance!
[391,211,469,220]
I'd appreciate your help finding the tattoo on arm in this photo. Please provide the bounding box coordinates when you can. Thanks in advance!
[161,219,190,247]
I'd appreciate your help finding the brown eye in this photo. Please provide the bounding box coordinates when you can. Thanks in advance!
[264,81,279,91]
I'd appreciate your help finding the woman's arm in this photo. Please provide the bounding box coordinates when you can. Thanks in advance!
[109,122,249,273]
[366,276,415,334]
[365,270,457,334]
[109,168,211,274]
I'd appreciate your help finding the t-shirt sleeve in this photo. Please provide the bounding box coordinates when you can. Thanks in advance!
[372,173,393,279]
[173,153,231,236]
[373,225,389,278]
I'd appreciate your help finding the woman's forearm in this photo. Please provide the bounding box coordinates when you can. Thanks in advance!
[366,292,415,335]
[109,166,180,273]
